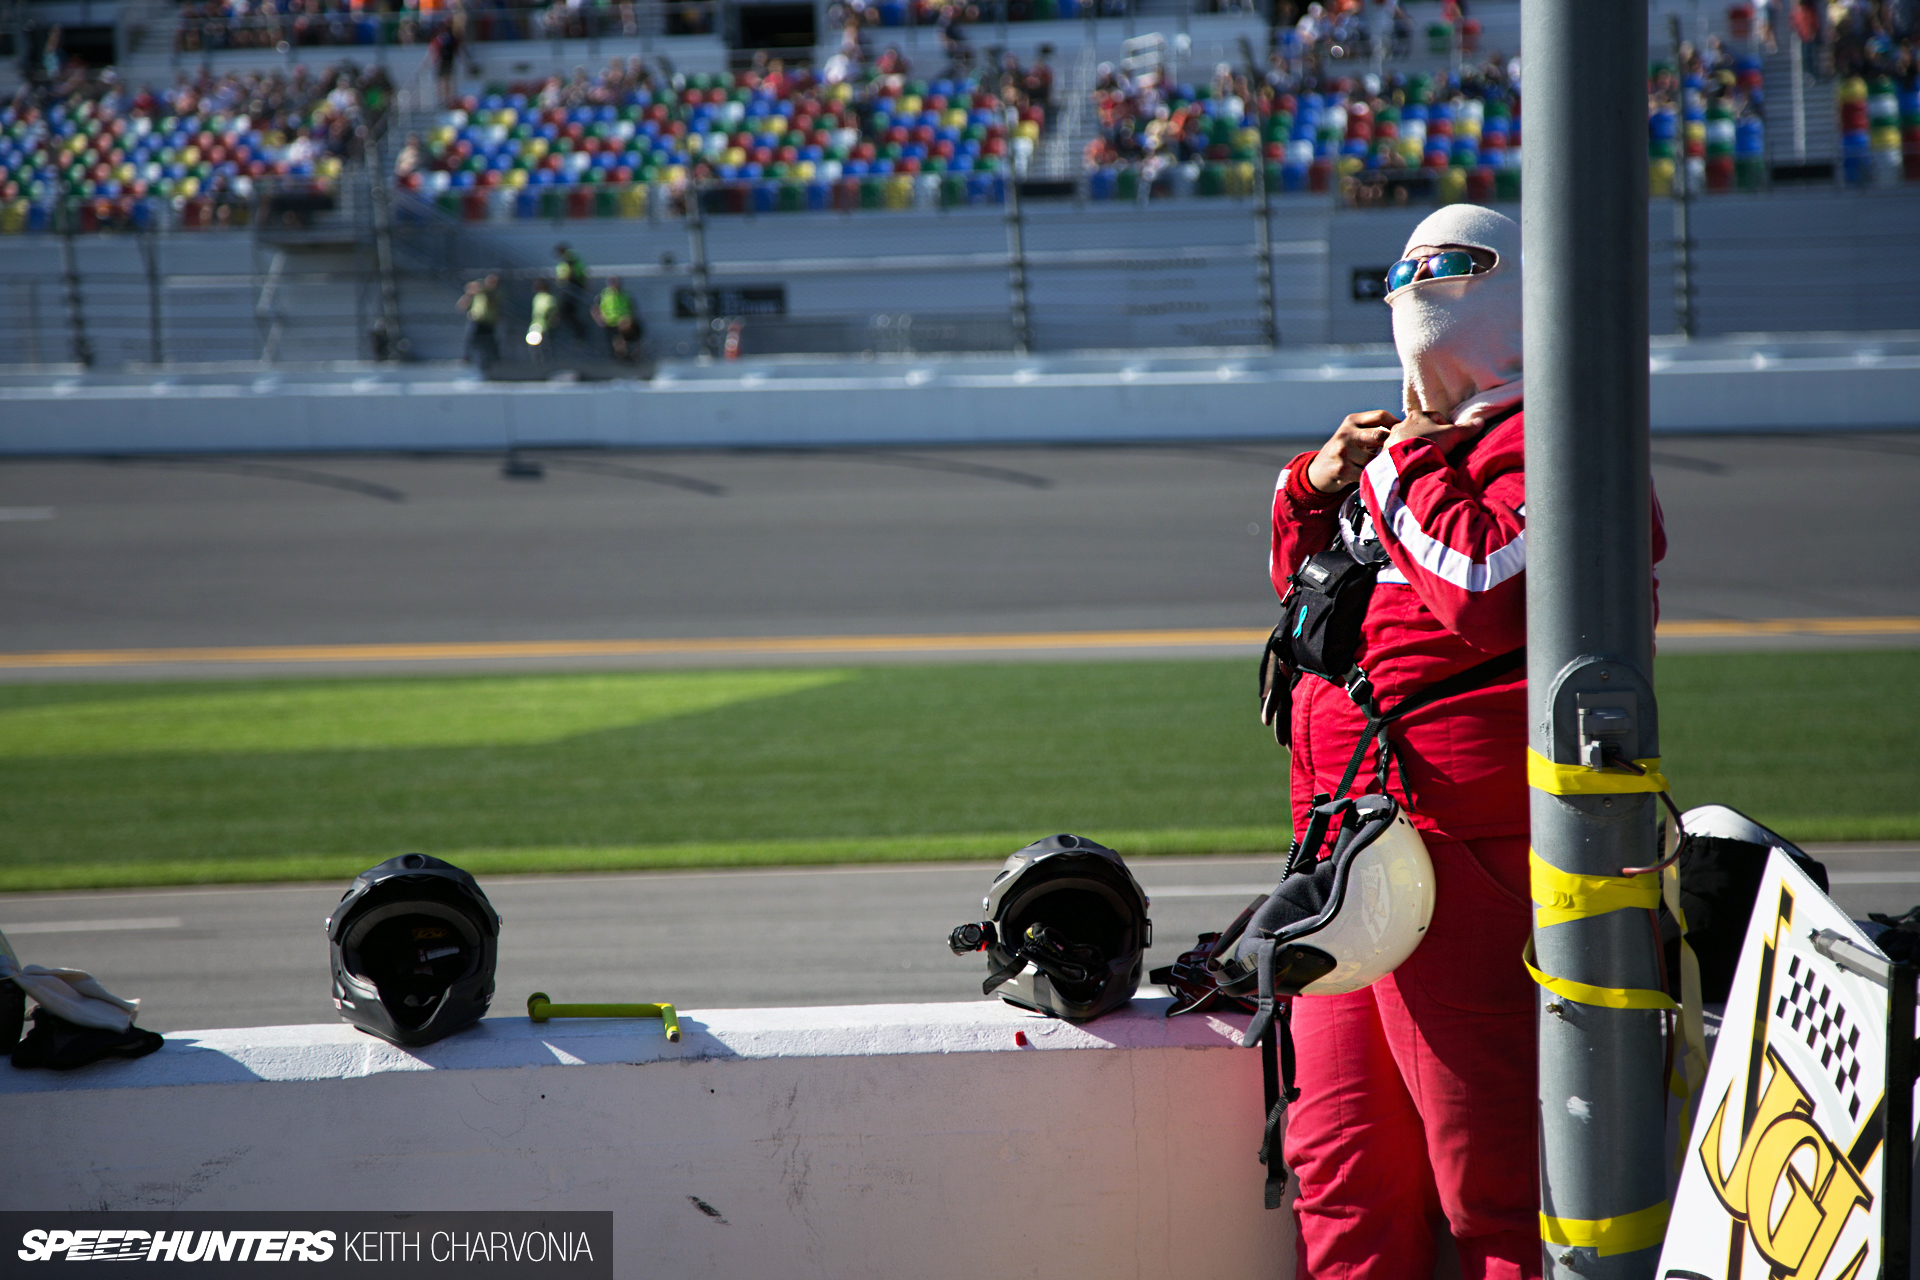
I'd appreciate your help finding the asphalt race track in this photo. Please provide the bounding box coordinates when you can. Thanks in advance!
[3,848,1916,1034]
[0,432,1916,673]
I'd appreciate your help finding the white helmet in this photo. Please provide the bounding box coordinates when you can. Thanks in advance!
[1213,792,1436,1015]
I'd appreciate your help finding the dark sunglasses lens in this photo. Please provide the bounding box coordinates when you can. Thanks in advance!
[1430,250,1476,279]
[1386,260,1419,292]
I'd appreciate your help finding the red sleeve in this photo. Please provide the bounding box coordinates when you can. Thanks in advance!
[1358,429,1528,654]
[1269,450,1344,600]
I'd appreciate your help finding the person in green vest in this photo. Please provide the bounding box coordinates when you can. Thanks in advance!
[594,276,644,362]
[554,242,590,339]
[457,273,501,372]
[525,278,560,364]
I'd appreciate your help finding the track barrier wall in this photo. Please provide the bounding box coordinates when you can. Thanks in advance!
[0,1000,1293,1279]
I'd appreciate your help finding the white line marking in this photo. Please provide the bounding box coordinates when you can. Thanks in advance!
[1828,871,1920,884]
[0,916,183,934]
[0,507,53,521]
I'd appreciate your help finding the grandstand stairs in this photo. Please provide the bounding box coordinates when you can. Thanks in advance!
[1761,39,1838,172]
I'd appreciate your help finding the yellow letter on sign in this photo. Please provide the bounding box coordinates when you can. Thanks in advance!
[1696,1046,1874,1280]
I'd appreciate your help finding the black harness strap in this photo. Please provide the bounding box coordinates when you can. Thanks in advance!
[1247,937,1300,1210]
[1327,646,1527,805]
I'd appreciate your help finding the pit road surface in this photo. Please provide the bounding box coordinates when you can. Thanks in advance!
[0,432,1915,1030]
[1,432,1917,675]
[2,848,1915,1033]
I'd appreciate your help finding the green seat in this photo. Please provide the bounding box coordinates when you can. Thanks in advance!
[1116,168,1139,200]
[1198,163,1226,196]
[859,177,882,209]
[594,188,618,216]
[778,182,802,211]
[1493,168,1520,201]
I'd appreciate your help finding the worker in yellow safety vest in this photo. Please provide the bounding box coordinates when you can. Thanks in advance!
[594,276,644,362]
[525,279,560,363]
[457,273,501,373]
[553,242,589,339]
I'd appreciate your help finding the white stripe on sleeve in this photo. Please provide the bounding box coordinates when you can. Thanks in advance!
[1363,448,1527,593]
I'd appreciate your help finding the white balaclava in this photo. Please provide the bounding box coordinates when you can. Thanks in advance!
[1386,204,1523,426]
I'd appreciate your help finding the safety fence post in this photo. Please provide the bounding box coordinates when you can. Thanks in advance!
[1253,157,1278,349]
[58,215,94,369]
[138,229,163,366]
[685,180,716,359]
[1668,15,1696,340]
[1523,3,1667,1279]
[1004,155,1032,355]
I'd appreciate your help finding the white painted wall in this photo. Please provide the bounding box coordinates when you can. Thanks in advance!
[0,336,1913,455]
[0,1000,1295,1280]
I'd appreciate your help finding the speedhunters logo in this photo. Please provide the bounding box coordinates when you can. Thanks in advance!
[2,1214,610,1277]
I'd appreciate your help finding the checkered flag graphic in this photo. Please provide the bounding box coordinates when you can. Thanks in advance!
[1775,953,1865,1120]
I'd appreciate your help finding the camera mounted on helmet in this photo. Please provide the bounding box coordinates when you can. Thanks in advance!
[949,833,1152,1023]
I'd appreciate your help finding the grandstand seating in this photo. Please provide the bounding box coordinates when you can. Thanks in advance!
[1085,67,1524,204]
[1838,75,1920,185]
[0,68,383,233]
[402,67,1043,220]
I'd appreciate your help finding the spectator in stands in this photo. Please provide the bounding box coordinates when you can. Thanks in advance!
[1027,45,1055,110]
[458,274,502,372]
[394,133,425,180]
[430,20,463,108]
[554,243,590,340]
[594,277,644,362]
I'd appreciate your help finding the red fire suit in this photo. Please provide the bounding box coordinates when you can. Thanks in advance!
[1267,412,1665,1280]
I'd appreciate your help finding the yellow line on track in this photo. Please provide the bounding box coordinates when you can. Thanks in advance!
[0,618,1914,670]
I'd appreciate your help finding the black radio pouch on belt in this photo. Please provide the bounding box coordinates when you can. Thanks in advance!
[1259,546,1387,746]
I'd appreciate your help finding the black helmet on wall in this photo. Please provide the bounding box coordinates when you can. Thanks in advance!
[949,834,1151,1022]
[327,854,500,1047]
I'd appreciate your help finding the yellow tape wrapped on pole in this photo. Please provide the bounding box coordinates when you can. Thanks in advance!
[527,992,681,1042]
[1525,747,1711,1168]
[1526,748,1670,796]
[1524,842,1673,1012]
[1539,1200,1671,1258]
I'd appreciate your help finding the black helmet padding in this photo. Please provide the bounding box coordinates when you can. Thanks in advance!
[328,853,499,1047]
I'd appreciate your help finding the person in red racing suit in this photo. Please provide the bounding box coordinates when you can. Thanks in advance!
[1268,205,1665,1280]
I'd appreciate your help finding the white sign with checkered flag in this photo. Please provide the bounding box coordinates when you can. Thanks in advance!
[1658,849,1913,1280]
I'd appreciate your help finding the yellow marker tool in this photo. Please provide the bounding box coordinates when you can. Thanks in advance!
[526,992,681,1043]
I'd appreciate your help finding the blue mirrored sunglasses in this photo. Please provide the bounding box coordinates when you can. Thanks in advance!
[1385,249,1481,294]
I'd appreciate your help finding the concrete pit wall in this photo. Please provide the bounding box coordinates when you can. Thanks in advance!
[0,335,1914,454]
[0,1000,1294,1280]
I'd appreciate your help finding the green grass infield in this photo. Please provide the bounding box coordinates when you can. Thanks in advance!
[0,650,1912,892]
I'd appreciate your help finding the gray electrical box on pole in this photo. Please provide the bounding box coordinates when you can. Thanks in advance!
[1522,3,1671,1278]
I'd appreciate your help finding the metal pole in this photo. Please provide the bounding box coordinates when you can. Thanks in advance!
[1669,16,1695,340]
[1522,3,1666,1279]
[139,229,163,365]
[1003,153,1031,355]
[685,180,715,359]
[1252,157,1277,349]
[1886,962,1916,1278]
[1788,26,1807,163]
[58,219,93,368]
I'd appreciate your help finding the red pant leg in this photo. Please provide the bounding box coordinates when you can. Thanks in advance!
[1284,984,1439,1280]
[1376,834,1542,1280]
